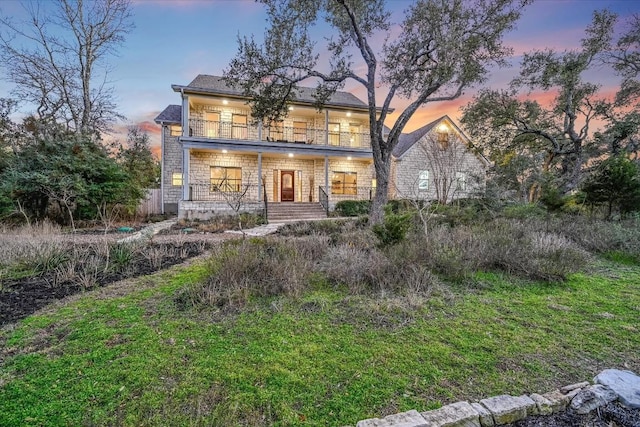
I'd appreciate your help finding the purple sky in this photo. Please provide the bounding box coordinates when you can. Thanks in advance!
[1,0,639,157]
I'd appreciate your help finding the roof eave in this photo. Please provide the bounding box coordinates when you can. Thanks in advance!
[172,84,378,113]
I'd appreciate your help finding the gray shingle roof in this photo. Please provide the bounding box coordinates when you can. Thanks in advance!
[174,74,368,110]
[154,105,182,124]
[392,116,445,158]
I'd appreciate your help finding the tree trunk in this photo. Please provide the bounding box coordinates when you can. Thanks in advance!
[370,155,391,225]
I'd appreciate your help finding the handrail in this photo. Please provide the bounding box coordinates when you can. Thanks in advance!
[319,186,329,216]
[262,176,268,224]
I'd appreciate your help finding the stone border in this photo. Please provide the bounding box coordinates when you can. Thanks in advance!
[353,369,639,427]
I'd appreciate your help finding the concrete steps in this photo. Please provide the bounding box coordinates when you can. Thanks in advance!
[267,202,328,223]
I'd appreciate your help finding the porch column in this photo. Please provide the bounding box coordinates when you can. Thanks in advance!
[324,155,329,191]
[160,125,165,214]
[324,110,329,145]
[181,94,189,137]
[258,119,263,141]
[257,152,263,201]
[182,147,190,201]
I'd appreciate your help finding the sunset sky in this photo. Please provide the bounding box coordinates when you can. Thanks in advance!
[1,0,639,157]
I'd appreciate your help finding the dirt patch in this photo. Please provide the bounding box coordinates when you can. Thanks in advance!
[506,402,640,427]
[0,241,213,326]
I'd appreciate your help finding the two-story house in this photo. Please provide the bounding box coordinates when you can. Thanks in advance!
[155,75,487,219]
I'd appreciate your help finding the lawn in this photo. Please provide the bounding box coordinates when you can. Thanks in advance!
[1,243,638,426]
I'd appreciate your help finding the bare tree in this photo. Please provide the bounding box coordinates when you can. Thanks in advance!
[224,0,530,224]
[0,0,133,134]
[394,133,469,235]
[420,135,469,205]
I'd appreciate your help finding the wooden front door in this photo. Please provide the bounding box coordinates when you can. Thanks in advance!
[281,170,295,202]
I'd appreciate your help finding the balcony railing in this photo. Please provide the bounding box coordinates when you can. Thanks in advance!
[188,118,371,149]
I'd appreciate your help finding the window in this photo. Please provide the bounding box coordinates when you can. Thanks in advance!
[331,171,357,195]
[438,130,449,149]
[169,125,182,136]
[205,112,220,138]
[293,121,307,142]
[210,166,242,192]
[328,122,340,146]
[232,114,247,139]
[349,123,361,147]
[418,170,429,190]
[456,172,467,191]
[171,172,183,186]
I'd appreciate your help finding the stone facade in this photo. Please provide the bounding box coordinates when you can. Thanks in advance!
[392,130,487,202]
[162,127,183,214]
[171,149,375,218]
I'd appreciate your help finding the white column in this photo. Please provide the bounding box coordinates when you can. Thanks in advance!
[182,147,190,201]
[324,155,329,191]
[160,125,165,214]
[182,94,189,137]
[258,119,263,141]
[324,110,329,145]
[257,152,263,201]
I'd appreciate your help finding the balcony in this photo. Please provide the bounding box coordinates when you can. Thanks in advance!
[187,118,371,150]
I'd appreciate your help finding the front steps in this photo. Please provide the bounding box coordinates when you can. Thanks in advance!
[267,202,328,223]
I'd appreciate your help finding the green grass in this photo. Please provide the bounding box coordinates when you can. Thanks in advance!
[1,257,639,426]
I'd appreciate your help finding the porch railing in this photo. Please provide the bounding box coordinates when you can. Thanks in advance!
[319,186,329,216]
[189,183,261,202]
[329,186,376,201]
[188,118,371,149]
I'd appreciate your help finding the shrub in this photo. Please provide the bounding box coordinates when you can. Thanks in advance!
[372,210,412,247]
[180,239,314,309]
[334,200,371,217]
[502,203,546,219]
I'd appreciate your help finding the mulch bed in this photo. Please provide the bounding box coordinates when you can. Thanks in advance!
[506,402,640,426]
[0,241,209,326]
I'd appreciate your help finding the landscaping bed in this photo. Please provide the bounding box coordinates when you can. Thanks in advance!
[0,237,213,325]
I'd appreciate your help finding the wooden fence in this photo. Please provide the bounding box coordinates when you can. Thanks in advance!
[136,189,162,216]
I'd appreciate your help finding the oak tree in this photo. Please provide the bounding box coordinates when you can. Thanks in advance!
[224,0,530,223]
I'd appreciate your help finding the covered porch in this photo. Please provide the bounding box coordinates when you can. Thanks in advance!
[177,148,375,219]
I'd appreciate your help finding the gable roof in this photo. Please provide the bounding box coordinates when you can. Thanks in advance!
[392,117,444,158]
[172,74,369,111]
[154,104,182,124]
[392,115,490,166]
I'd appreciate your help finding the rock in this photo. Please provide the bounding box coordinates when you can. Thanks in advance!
[570,384,618,415]
[470,402,495,427]
[478,395,536,425]
[356,410,428,427]
[529,393,553,416]
[540,390,569,413]
[560,381,589,394]
[594,369,640,409]
[564,387,582,400]
[420,401,480,427]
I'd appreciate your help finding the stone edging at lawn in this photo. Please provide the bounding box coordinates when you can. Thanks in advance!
[353,369,640,427]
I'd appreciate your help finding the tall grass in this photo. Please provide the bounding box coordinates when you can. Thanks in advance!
[179,213,637,310]
[0,223,207,289]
